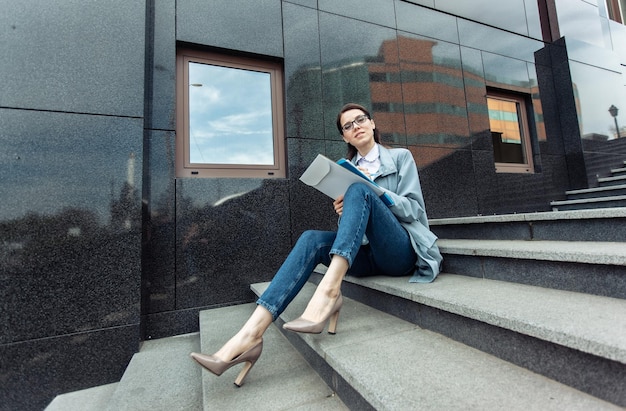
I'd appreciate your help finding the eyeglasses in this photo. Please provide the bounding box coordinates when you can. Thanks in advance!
[341,114,370,133]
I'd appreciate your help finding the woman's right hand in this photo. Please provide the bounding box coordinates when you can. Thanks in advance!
[333,195,344,216]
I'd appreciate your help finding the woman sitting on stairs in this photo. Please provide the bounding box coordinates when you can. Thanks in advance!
[190,103,442,386]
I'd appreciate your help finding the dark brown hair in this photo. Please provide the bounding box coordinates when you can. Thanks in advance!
[336,103,381,159]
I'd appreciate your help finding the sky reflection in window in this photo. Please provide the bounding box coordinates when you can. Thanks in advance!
[188,62,274,165]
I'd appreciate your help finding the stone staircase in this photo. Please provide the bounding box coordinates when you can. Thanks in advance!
[551,161,626,210]
[46,208,626,410]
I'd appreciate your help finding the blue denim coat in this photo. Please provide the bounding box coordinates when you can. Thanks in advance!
[353,144,442,283]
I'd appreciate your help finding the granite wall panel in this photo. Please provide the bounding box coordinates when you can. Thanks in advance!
[0,325,138,411]
[148,0,177,132]
[176,0,284,58]
[0,109,143,410]
[0,0,145,116]
[283,2,324,139]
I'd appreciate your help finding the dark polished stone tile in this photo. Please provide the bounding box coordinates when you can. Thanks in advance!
[493,170,551,214]
[319,0,396,28]
[2,229,140,344]
[412,147,479,218]
[319,11,398,140]
[540,154,570,202]
[0,110,143,343]
[0,0,145,116]
[0,110,143,223]
[396,2,459,44]
[176,0,283,57]
[144,305,207,340]
[399,33,469,148]
[143,130,177,314]
[435,0,533,38]
[471,150,501,216]
[283,3,324,139]
[0,325,138,411]
[481,52,531,90]
[285,0,318,8]
[534,47,567,157]
[460,47,490,151]
[458,19,544,63]
[401,0,434,7]
[289,139,340,239]
[149,0,176,131]
[175,178,291,309]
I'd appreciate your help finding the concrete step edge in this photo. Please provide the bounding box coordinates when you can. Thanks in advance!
[197,303,348,410]
[335,273,626,364]
[437,238,626,266]
[429,207,626,226]
[550,195,626,206]
[564,184,626,196]
[44,383,118,411]
[599,175,626,183]
[251,282,622,411]
[104,333,203,411]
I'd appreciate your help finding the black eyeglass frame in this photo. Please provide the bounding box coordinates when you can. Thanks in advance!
[341,114,370,133]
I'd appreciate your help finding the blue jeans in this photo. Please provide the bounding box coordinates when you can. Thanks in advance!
[257,183,416,321]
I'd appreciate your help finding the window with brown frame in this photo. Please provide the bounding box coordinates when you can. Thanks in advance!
[487,91,534,173]
[176,49,286,178]
[606,0,625,24]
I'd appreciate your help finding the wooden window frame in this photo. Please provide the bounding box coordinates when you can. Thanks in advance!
[606,0,624,24]
[487,91,535,174]
[176,49,286,178]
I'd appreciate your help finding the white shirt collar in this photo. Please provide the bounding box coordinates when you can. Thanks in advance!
[356,144,379,163]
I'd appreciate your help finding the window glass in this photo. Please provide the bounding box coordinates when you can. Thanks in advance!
[176,50,285,178]
[188,62,274,165]
[487,93,534,173]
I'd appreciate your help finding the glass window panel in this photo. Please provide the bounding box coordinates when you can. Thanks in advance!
[176,49,286,178]
[487,93,534,173]
[188,62,274,165]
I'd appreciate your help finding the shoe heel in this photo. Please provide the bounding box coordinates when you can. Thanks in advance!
[327,310,340,335]
[234,359,256,387]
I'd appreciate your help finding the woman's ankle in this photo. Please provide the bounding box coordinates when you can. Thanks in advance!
[314,282,342,299]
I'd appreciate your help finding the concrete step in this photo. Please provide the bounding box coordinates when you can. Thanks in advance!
[197,303,348,411]
[436,239,626,299]
[430,207,626,242]
[563,184,626,200]
[598,174,626,186]
[45,383,118,411]
[550,195,626,211]
[105,333,203,411]
[252,281,624,410]
[611,167,626,176]
[45,333,203,411]
[310,270,626,406]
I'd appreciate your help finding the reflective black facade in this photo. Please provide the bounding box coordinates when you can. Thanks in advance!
[1,0,624,409]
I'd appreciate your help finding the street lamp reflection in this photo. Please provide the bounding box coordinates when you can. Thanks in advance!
[608,105,621,139]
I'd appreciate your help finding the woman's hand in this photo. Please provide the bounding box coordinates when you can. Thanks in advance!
[357,166,371,179]
[333,195,344,216]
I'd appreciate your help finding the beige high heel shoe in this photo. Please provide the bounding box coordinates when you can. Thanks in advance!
[190,340,263,387]
[283,294,343,334]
